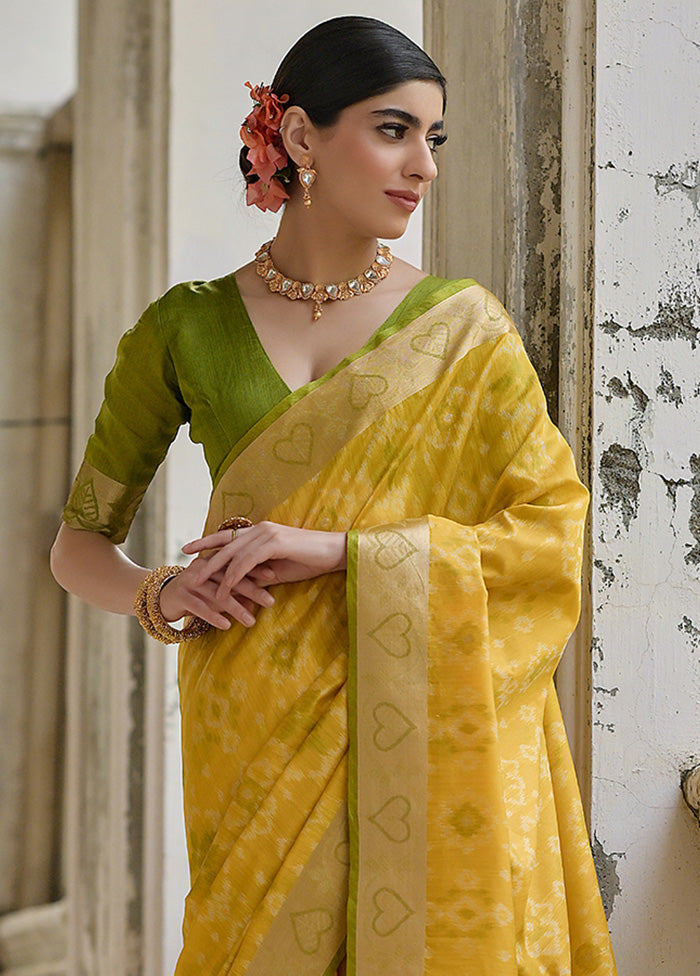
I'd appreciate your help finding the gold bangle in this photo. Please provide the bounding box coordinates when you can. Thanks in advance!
[134,566,211,644]
[218,516,253,541]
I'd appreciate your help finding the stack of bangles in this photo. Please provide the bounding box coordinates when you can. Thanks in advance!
[133,516,253,644]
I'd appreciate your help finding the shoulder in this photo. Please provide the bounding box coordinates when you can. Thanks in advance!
[154,272,240,334]
[416,277,519,336]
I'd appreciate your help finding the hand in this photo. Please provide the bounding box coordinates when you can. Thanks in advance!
[181,521,348,607]
[158,557,275,630]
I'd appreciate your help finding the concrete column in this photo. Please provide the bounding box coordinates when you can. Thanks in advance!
[66,1,169,973]
[423,0,593,795]
[0,106,71,915]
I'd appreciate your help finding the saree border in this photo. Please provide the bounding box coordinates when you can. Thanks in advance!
[347,520,430,976]
[243,806,349,976]
[205,284,516,530]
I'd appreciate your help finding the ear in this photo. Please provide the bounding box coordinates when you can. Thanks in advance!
[280,106,317,166]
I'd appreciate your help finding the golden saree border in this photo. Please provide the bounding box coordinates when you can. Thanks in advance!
[347,520,430,976]
[204,283,515,532]
[61,458,147,543]
[244,807,349,976]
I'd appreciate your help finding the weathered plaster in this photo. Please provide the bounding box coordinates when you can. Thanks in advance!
[591,3,700,971]
[506,0,563,420]
[592,835,624,920]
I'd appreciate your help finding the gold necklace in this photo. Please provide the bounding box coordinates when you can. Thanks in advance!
[254,239,393,321]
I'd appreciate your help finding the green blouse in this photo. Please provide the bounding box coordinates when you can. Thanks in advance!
[62,272,471,542]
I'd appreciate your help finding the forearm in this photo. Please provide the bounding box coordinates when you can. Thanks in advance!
[50,522,147,615]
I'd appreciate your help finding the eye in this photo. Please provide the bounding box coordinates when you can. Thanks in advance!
[427,133,448,153]
[378,123,408,140]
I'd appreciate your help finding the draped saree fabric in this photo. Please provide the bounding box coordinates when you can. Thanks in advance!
[176,283,617,976]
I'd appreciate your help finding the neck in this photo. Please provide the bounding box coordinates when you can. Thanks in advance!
[270,201,380,283]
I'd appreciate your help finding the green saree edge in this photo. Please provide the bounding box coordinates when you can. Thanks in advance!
[324,940,347,976]
[345,528,360,976]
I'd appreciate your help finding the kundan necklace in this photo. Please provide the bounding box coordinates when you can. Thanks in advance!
[254,239,393,321]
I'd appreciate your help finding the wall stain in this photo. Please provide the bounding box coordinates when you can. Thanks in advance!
[686,454,700,566]
[599,285,700,347]
[599,443,642,530]
[592,834,624,920]
[594,558,616,587]
[592,635,604,674]
[605,372,650,412]
[678,616,700,652]
[656,367,683,406]
[653,160,700,213]
[660,475,687,515]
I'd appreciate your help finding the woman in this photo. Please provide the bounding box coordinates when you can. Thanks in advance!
[51,16,616,976]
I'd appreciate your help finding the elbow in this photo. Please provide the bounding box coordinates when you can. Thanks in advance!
[50,529,68,590]
[50,523,79,593]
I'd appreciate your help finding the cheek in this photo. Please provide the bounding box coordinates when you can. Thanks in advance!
[326,135,393,187]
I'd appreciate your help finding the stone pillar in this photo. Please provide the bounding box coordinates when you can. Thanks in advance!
[66,1,169,973]
[423,0,593,797]
[0,105,71,915]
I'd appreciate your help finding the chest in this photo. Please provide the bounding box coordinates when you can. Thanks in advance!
[243,290,409,391]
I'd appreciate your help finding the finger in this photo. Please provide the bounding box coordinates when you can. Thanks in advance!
[180,591,233,630]
[182,527,244,554]
[248,564,276,582]
[235,576,275,608]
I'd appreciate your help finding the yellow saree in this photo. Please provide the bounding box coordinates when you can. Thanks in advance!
[176,283,616,976]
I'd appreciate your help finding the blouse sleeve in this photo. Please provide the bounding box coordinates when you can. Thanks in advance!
[62,298,190,543]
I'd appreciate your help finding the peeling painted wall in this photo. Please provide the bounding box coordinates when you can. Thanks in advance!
[507,0,563,421]
[592,2,700,971]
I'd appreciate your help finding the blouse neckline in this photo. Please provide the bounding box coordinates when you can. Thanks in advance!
[226,272,444,398]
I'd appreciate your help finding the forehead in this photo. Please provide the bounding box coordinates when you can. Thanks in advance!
[345,80,445,123]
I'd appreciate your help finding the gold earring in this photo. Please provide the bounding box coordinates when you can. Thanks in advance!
[297,156,317,208]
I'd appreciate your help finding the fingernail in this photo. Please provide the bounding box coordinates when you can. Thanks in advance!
[243,612,256,627]
[263,593,275,606]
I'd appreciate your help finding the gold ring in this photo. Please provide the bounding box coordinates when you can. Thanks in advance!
[218,516,253,543]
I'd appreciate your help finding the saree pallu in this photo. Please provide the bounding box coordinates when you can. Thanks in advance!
[176,284,617,976]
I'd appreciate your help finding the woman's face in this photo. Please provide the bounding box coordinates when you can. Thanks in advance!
[308,79,446,240]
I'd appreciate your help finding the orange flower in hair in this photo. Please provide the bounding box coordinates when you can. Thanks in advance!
[240,82,291,213]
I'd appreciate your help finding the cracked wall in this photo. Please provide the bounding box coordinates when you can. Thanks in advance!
[591,3,700,972]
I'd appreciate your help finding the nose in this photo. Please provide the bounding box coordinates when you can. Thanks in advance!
[404,137,439,184]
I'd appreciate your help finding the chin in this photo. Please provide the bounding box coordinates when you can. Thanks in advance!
[368,214,413,241]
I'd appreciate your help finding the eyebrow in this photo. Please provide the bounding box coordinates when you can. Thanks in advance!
[370,108,444,132]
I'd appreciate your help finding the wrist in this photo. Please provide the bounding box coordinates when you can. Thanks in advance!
[334,532,348,572]
[134,566,209,644]
[158,572,181,622]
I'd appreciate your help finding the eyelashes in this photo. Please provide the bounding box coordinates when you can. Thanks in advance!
[378,124,448,151]
[428,134,448,150]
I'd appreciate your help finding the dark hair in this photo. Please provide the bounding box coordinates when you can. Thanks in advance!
[240,16,446,190]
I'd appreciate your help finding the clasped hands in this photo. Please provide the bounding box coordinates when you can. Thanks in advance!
[158,521,347,630]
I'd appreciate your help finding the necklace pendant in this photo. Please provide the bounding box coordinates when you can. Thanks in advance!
[312,301,323,321]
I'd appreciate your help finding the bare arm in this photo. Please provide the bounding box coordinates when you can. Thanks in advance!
[51,521,347,630]
[50,523,148,615]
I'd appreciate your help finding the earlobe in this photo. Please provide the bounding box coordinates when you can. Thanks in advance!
[280,106,315,166]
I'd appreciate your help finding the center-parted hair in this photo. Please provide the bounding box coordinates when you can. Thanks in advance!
[239,16,446,190]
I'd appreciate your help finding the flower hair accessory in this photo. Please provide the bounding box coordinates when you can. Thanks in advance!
[240,82,291,213]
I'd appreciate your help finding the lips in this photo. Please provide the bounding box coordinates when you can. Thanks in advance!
[385,190,420,213]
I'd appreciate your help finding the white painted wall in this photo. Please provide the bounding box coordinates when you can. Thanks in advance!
[163,4,424,972]
[0,0,76,110]
[591,2,700,971]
